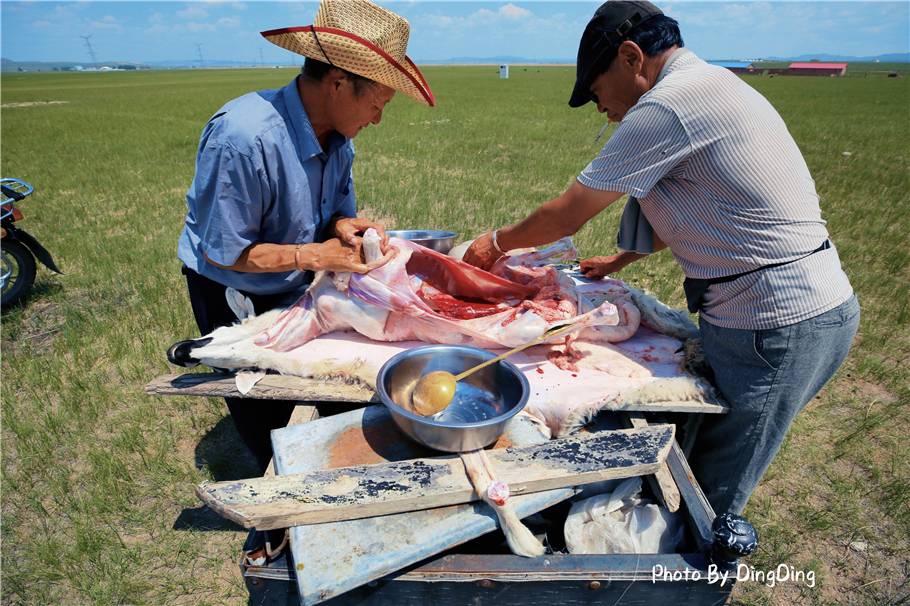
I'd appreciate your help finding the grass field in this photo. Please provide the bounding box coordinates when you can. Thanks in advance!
[1,66,908,605]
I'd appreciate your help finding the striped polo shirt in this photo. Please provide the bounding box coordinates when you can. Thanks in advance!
[578,48,853,330]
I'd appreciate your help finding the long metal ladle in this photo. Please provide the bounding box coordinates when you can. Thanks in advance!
[409,321,584,416]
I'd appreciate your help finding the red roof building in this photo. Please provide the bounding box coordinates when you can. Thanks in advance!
[787,62,848,76]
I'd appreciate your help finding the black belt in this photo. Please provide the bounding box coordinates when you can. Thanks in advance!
[683,240,831,314]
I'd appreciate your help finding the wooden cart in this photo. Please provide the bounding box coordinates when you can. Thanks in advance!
[149,372,756,606]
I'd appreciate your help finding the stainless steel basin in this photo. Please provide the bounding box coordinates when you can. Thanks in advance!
[376,345,530,452]
[387,230,457,254]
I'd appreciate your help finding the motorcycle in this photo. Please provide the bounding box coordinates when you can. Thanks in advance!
[1,178,62,309]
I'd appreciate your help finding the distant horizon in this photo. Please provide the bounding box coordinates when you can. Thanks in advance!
[3,52,908,70]
[2,2,908,67]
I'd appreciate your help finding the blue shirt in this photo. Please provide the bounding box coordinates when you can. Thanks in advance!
[178,76,356,296]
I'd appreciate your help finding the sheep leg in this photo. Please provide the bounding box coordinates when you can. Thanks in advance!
[460,449,546,557]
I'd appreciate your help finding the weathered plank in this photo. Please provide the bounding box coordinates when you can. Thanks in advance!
[197,424,674,530]
[147,370,726,414]
[626,413,681,512]
[272,406,575,605]
[145,372,375,402]
[263,405,319,477]
[588,399,727,414]
[665,437,716,551]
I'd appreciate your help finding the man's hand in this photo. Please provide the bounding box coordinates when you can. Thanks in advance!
[462,232,505,271]
[301,238,391,274]
[333,217,389,251]
[579,252,645,279]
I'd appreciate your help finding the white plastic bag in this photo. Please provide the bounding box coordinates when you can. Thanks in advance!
[564,476,684,554]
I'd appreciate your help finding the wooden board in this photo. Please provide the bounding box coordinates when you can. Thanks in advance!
[271,405,576,605]
[244,553,736,606]
[146,371,726,416]
[665,437,716,550]
[626,413,681,512]
[254,407,723,605]
[262,405,319,477]
[145,372,375,402]
[198,424,674,530]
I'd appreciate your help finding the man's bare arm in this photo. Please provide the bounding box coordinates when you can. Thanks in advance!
[206,239,388,274]
[579,234,667,279]
[463,181,624,270]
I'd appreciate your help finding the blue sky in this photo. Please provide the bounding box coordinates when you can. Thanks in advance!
[2,1,908,64]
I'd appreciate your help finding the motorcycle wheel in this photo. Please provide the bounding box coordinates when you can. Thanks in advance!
[1,239,37,309]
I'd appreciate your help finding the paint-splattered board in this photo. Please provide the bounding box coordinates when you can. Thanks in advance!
[198,424,674,529]
[270,406,576,605]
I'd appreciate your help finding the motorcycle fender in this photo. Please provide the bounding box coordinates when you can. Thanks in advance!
[13,229,63,274]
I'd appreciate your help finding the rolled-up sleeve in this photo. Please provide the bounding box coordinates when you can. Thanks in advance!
[192,138,267,267]
[578,101,691,198]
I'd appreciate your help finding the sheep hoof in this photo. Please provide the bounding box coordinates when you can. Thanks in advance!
[167,337,210,368]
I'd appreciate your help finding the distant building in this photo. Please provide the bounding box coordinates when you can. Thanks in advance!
[787,62,848,77]
[708,60,755,74]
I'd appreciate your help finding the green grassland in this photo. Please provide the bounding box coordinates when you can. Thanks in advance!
[1,66,908,605]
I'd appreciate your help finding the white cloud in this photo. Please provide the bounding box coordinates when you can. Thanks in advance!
[185,21,216,32]
[144,12,243,35]
[469,4,533,23]
[216,17,241,28]
[90,15,122,31]
[421,3,536,28]
[500,4,531,20]
[177,5,208,20]
[198,0,247,8]
[470,8,497,23]
[424,14,454,27]
[52,4,80,17]
[32,19,52,28]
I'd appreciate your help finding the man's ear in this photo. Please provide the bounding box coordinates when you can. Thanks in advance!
[327,68,347,95]
[617,41,644,71]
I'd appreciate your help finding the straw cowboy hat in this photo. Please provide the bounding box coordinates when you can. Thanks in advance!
[261,0,435,106]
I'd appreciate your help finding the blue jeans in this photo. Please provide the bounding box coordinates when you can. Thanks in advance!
[687,295,860,515]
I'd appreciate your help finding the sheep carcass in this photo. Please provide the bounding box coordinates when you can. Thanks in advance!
[180,231,641,365]
[171,231,718,436]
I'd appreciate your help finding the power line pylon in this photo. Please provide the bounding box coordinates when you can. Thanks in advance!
[80,35,97,65]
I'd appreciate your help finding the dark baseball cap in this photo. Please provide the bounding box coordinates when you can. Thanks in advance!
[568,0,663,108]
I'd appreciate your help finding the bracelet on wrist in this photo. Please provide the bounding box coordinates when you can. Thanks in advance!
[491,230,506,256]
[294,244,303,271]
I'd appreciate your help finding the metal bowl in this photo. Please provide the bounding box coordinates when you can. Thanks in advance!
[387,230,457,254]
[376,345,530,452]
